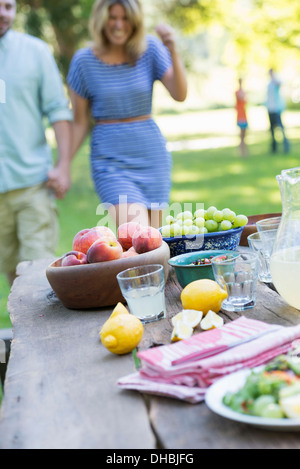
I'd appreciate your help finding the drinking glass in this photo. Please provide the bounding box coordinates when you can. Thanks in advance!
[256,217,281,233]
[117,264,166,323]
[247,230,277,283]
[211,252,259,312]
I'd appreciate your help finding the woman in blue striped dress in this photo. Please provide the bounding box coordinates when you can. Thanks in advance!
[68,0,187,229]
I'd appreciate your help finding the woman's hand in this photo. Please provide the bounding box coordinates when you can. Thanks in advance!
[155,23,187,102]
[47,164,71,199]
[155,23,176,55]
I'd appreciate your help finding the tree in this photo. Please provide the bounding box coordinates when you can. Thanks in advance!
[154,0,300,72]
[16,0,300,79]
[17,0,94,76]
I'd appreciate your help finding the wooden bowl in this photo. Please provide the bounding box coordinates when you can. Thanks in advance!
[46,241,170,310]
[239,213,281,246]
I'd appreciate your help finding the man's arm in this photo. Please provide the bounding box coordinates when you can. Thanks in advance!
[47,120,72,199]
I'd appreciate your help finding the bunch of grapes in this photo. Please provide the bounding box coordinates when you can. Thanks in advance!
[160,206,248,238]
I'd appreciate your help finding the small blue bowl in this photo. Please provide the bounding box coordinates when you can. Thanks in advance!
[162,226,244,258]
[168,250,233,288]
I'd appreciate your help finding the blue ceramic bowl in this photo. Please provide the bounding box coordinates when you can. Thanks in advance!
[162,226,244,258]
[168,250,233,288]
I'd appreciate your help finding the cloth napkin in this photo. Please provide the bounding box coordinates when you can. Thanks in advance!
[118,317,300,403]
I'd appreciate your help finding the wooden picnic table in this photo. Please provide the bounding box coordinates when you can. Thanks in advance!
[0,256,300,450]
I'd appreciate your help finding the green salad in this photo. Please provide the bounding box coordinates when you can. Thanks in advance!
[223,355,300,419]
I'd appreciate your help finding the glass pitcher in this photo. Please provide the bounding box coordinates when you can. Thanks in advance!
[270,167,300,310]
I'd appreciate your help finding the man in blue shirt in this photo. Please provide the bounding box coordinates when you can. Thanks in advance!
[266,68,290,154]
[0,0,73,284]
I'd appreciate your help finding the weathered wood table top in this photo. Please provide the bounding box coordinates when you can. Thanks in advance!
[1,257,300,450]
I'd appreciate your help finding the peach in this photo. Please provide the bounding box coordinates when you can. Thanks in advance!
[61,251,88,266]
[87,238,123,263]
[72,227,116,255]
[132,226,162,254]
[122,247,139,258]
[117,222,142,250]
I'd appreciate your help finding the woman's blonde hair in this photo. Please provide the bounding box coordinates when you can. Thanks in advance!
[89,0,146,64]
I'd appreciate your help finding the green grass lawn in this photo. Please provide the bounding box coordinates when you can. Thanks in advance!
[0,105,299,329]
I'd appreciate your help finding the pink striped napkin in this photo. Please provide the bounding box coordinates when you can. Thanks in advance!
[118,317,300,404]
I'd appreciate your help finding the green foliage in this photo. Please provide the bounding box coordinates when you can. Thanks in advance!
[156,0,234,33]
[155,0,300,72]
[14,0,300,77]
[17,0,94,75]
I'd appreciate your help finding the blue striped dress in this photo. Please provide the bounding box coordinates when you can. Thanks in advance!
[67,35,173,209]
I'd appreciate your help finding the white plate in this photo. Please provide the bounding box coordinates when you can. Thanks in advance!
[205,368,300,431]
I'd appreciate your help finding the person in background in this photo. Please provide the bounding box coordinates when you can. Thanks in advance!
[67,0,187,230]
[266,68,290,154]
[0,0,73,285]
[235,77,248,157]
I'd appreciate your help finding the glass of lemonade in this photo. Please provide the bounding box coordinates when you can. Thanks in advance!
[117,265,166,323]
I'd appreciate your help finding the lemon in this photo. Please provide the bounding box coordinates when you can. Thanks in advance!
[200,310,224,330]
[171,309,203,328]
[279,394,300,418]
[171,321,194,342]
[100,310,143,355]
[181,279,227,316]
[110,302,130,318]
[279,382,300,418]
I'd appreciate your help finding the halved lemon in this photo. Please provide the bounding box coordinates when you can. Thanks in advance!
[171,309,203,328]
[171,321,194,342]
[200,310,224,330]
[280,394,300,418]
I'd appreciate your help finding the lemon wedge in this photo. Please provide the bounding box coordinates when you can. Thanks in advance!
[171,321,194,342]
[171,311,184,327]
[171,309,203,328]
[279,382,300,418]
[200,310,224,330]
[279,394,300,418]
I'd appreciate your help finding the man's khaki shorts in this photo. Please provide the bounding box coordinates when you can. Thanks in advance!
[0,183,58,274]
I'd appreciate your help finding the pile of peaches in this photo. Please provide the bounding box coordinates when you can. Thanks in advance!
[61,222,163,267]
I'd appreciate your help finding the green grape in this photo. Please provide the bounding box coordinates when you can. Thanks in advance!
[182,225,191,236]
[198,226,208,234]
[206,206,217,219]
[183,218,193,227]
[194,216,205,228]
[176,210,193,221]
[194,208,206,218]
[205,219,219,232]
[187,225,200,235]
[175,212,184,221]
[222,208,236,222]
[170,223,182,237]
[165,215,175,225]
[213,210,224,223]
[220,220,232,231]
[252,395,276,417]
[260,403,285,419]
[161,225,172,237]
[233,214,248,227]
